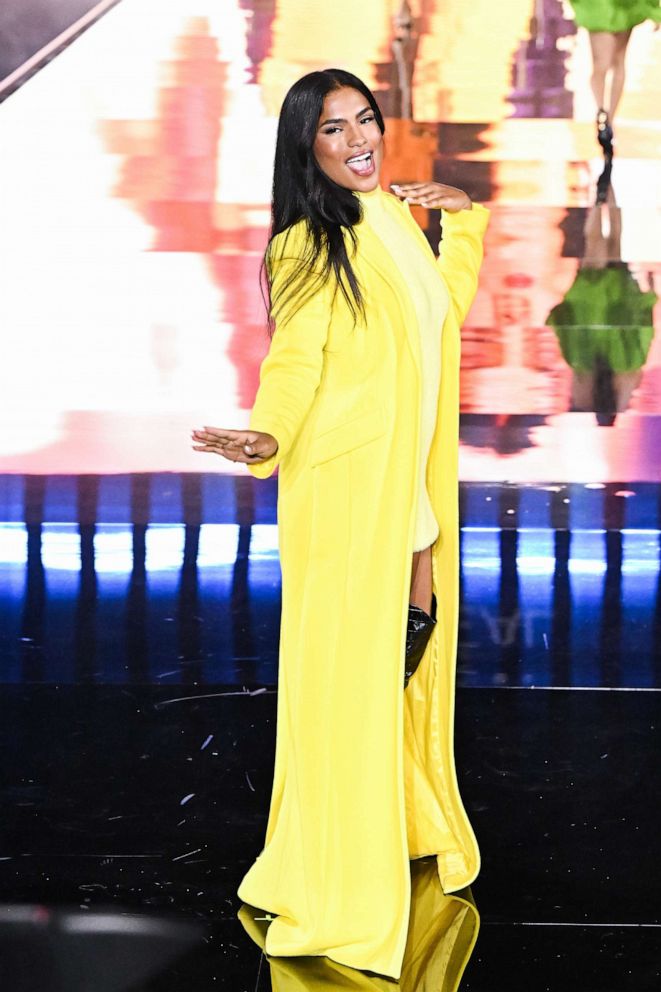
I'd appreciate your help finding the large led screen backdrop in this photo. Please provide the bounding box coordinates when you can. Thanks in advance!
[0,0,660,480]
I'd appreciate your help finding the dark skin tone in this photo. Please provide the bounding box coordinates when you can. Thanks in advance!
[192,87,473,613]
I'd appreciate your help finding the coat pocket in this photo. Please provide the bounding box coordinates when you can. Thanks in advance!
[309,406,387,468]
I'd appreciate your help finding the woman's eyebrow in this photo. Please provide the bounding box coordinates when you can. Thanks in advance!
[318,106,372,128]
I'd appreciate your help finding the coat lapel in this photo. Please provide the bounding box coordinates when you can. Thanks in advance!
[352,218,422,381]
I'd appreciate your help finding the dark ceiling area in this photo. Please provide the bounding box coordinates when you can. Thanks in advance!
[0,0,119,90]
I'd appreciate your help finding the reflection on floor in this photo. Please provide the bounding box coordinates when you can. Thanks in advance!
[240,859,478,992]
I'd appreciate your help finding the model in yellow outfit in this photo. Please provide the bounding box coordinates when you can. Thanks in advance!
[192,70,488,981]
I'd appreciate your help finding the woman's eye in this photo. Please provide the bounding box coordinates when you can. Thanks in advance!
[323,126,341,135]
[360,115,375,124]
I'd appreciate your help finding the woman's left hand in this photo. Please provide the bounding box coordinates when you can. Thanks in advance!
[391,181,472,212]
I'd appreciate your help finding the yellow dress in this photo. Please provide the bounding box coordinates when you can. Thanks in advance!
[357,186,449,552]
[238,195,489,980]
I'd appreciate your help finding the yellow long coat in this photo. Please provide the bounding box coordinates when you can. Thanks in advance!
[237,194,490,980]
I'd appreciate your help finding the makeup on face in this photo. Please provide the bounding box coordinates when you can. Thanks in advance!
[312,87,384,192]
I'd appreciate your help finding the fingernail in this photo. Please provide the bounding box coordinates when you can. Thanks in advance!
[244,444,253,453]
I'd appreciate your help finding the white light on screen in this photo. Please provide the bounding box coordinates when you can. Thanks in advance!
[197,524,240,566]
[248,524,279,558]
[41,526,81,571]
[0,525,28,564]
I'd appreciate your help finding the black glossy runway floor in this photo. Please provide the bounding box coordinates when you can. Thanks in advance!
[1,474,661,990]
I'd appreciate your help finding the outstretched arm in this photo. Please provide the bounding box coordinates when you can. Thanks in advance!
[192,239,332,479]
[245,252,333,478]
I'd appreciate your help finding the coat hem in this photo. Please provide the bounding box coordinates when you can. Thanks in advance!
[438,856,482,895]
[270,949,402,983]
[407,852,481,893]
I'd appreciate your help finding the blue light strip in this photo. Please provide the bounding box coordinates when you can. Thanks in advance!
[0,524,659,575]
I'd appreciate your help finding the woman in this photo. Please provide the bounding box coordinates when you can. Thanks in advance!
[192,69,489,980]
[567,0,661,154]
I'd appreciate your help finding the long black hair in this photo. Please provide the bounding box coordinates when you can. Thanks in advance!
[265,68,385,328]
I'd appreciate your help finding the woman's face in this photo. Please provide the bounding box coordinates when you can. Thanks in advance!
[312,86,383,192]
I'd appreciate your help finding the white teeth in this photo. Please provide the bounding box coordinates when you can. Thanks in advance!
[347,152,371,164]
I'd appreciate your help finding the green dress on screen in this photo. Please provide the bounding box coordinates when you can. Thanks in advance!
[545,265,657,373]
[568,0,661,33]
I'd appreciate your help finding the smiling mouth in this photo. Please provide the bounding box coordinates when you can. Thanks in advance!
[346,151,375,177]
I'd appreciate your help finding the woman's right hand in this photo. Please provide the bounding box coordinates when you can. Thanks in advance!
[390,181,472,212]
[191,427,278,464]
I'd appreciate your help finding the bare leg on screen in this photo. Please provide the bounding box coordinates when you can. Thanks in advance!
[588,31,616,110]
[608,29,632,117]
